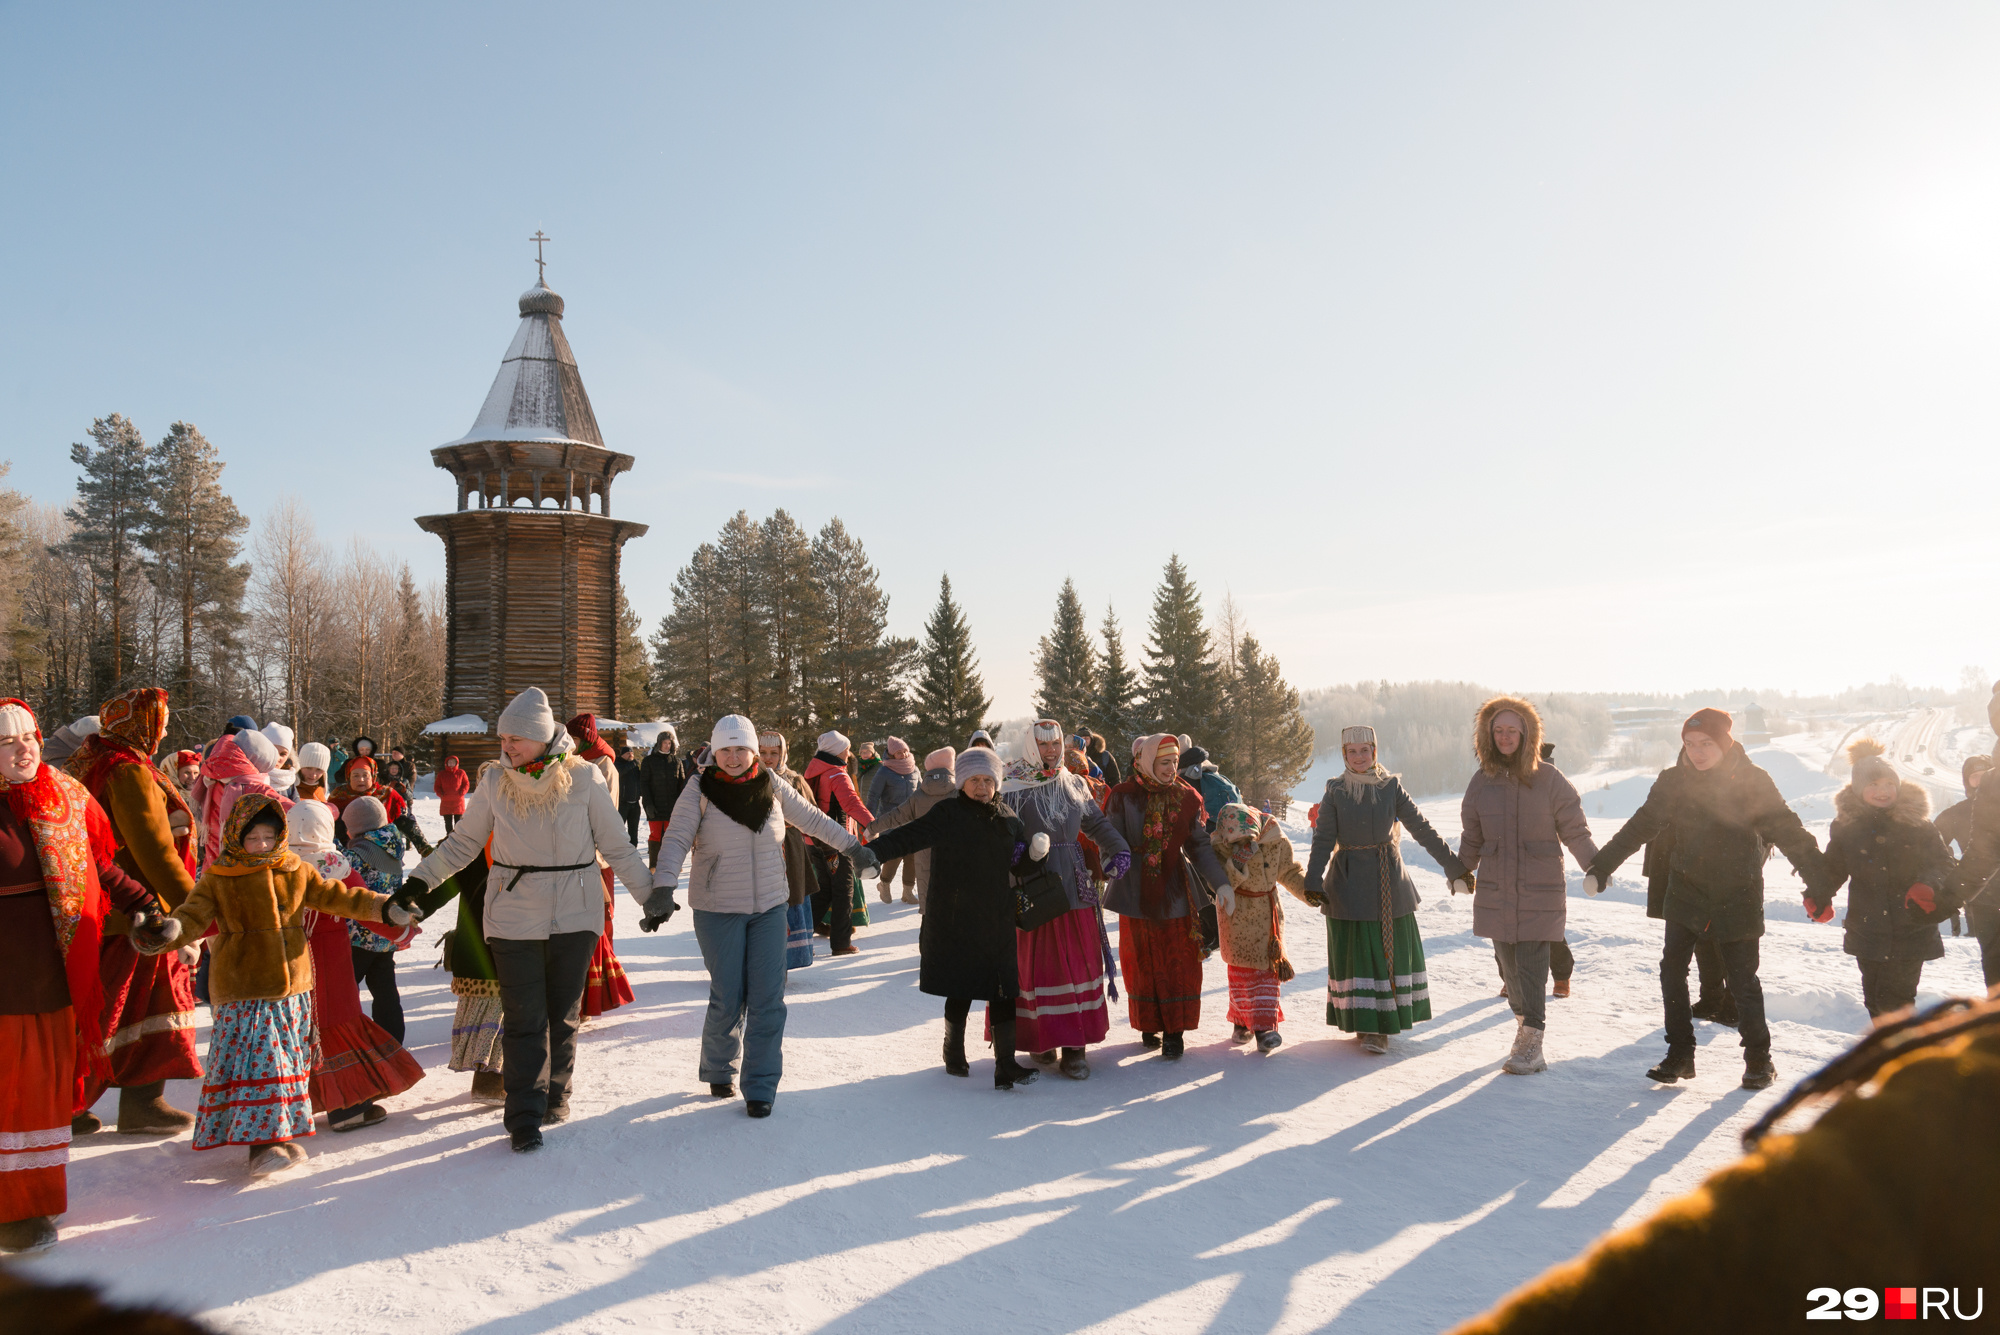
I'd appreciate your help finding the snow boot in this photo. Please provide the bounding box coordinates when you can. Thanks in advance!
[471,1070,506,1104]
[1058,1047,1089,1080]
[0,1216,56,1254]
[247,1143,297,1177]
[117,1081,195,1135]
[647,838,661,871]
[1742,1050,1777,1091]
[1161,1032,1185,1060]
[1552,978,1571,999]
[1502,1024,1547,1075]
[329,1103,388,1132]
[71,1109,102,1136]
[510,1127,543,1152]
[1646,1048,1697,1083]
[943,1020,970,1077]
[992,1019,1039,1090]
[878,884,892,904]
[1028,1048,1059,1066]
[1256,1030,1283,1053]
[831,944,859,956]
[1231,1024,1252,1044]
[544,1088,569,1125]
[1140,1031,1161,1050]
[710,1082,737,1097]
[746,1101,773,1118]
[1360,1031,1389,1054]
[901,889,918,905]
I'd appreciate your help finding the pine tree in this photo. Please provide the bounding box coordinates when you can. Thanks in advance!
[714,511,768,721]
[142,421,249,744]
[63,414,152,699]
[0,465,46,700]
[651,542,729,730]
[810,518,914,745]
[909,574,991,757]
[1087,604,1143,758]
[1139,555,1223,745]
[1223,634,1316,809]
[1032,578,1098,731]
[614,584,654,721]
[757,510,823,741]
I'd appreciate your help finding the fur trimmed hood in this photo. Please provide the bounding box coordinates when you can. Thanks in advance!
[1475,696,1543,783]
[1834,776,1931,827]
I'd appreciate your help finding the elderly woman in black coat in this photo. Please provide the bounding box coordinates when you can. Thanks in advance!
[863,747,1046,1091]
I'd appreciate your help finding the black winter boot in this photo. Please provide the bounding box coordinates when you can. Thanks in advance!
[992,1018,1039,1090]
[1161,1032,1186,1060]
[1741,1049,1776,1090]
[647,839,662,871]
[1646,1048,1697,1083]
[942,1019,970,1077]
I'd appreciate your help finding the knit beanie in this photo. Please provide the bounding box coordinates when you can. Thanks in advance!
[923,746,956,775]
[816,729,850,756]
[711,715,759,751]
[225,715,258,734]
[1181,745,1210,773]
[1848,738,1897,789]
[297,742,332,772]
[235,728,279,774]
[342,795,390,837]
[1681,708,1733,749]
[968,729,994,750]
[0,700,37,738]
[498,687,559,743]
[262,722,295,753]
[954,747,1001,787]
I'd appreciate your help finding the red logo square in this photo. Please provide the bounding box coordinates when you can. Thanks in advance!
[1885,1288,1918,1320]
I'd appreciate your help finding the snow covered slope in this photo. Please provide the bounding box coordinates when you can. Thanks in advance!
[21,757,1988,1334]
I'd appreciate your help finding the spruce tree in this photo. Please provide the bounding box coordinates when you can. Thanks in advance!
[142,421,249,743]
[909,574,991,756]
[810,518,913,745]
[63,414,152,699]
[1139,555,1223,745]
[714,511,769,721]
[614,584,653,721]
[651,542,729,729]
[1223,634,1316,809]
[1087,604,1143,759]
[757,510,822,741]
[1032,578,1099,732]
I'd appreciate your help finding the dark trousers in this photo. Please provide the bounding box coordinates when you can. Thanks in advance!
[1858,957,1925,1018]
[1693,936,1728,999]
[443,813,458,836]
[812,849,855,950]
[1970,905,2000,991]
[1495,936,1573,989]
[1662,920,1768,1052]
[622,808,640,848]
[944,996,1016,1026]
[350,947,405,1044]
[489,932,597,1134]
[1495,941,1550,1030]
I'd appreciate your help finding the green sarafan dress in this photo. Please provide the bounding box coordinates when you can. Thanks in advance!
[1305,767,1470,1035]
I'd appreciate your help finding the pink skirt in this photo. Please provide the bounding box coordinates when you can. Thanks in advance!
[990,907,1111,1051]
[1225,964,1285,1030]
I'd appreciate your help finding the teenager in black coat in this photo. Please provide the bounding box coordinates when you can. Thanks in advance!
[862,748,1043,1090]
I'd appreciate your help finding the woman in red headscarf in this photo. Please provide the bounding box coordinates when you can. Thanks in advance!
[64,687,203,1134]
[0,699,163,1254]
[567,714,635,1019]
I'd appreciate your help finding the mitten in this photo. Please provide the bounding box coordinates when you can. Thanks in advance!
[1029,832,1050,861]
[640,885,680,933]
[389,874,430,917]
[849,844,880,872]
[1583,872,1607,897]
[1104,851,1131,880]
[1449,878,1472,896]
[131,912,183,955]
[1803,895,1835,924]
[384,901,417,927]
[1905,883,1937,915]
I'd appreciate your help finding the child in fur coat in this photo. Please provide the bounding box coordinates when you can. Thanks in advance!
[1807,739,1954,1019]
[133,795,409,1176]
[1213,803,1312,1051]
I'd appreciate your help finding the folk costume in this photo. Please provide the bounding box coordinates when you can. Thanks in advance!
[568,714,636,1020]
[1213,803,1310,1044]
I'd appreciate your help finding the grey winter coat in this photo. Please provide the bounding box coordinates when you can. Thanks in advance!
[1305,769,1470,923]
[866,764,919,820]
[1459,765,1598,943]
[1002,770,1130,912]
[655,769,860,916]
[411,746,655,941]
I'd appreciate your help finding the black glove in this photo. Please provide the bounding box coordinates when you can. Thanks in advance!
[640,885,680,933]
[389,874,431,918]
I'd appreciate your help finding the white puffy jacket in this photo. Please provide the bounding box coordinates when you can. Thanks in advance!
[657,770,857,915]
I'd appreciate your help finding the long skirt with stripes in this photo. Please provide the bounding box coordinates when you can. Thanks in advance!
[1118,914,1204,1034]
[992,907,1109,1050]
[1225,964,1285,1031]
[1325,914,1430,1035]
[193,994,318,1150]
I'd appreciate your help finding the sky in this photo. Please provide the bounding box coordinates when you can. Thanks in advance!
[5,3,1999,719]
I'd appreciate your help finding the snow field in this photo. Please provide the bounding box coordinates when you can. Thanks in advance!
[22,747,1989,1334]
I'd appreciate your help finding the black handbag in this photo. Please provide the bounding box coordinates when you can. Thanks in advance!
[1015,861,1070,931]
[1181,853,1221,955]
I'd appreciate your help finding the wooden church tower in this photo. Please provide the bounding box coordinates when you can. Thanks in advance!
[417,253,648,769]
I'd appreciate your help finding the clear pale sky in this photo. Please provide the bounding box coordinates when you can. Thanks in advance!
[5,4,1997,718]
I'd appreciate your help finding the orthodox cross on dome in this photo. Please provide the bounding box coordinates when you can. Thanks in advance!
[530,230,551,281]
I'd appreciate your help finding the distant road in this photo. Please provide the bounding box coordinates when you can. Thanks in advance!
[1879,707,1958,803]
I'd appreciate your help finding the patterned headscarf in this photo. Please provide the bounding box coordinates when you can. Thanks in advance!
[1213,802,1265,846]
[1132,733,1181,782]
[98,687,169,756]
[213,793,295,872]
[1002,719,1067,792]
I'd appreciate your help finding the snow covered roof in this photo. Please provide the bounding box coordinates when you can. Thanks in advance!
[440,279,606,451]
[422,714,488,735]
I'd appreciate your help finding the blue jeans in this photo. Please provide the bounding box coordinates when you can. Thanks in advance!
[692,905,790,1102]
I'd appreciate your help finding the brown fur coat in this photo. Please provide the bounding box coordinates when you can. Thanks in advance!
[1217,821,1311,975]
[168,857,387,1005]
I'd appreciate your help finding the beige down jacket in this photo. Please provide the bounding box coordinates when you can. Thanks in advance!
[1458,765,1598,944]
[412,745,655,941]
[656,769,859,915]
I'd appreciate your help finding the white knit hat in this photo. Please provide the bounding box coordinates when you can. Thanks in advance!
[817,730,850,756]
[0,701,38,738]
[262,722,295,753]
[297,742,332,771]
[955,747,1002,786]
[235,728,279,773]
[498,687,559,743]
[711,715,759,751]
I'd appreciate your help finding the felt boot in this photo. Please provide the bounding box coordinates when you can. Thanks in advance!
[0,1216,57,1253]
[470,1070,506,1104]
[117,1081,195,1135]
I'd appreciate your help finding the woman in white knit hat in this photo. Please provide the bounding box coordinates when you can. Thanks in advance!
[1303,725,1472,1054]
[393,687,667,1153]
[651,715,874,1118]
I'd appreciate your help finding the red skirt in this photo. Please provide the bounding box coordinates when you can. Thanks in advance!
[83,937,201,1105]
[1118,915,1204,1034]
[0,1010,73,1223]
[309,1013,425,1112]
[995,907,1111,1051]
[1225,964,1285,1030]
[581,872,634,1019]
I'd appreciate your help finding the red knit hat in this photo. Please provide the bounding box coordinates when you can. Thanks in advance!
[1682,708,1733,748]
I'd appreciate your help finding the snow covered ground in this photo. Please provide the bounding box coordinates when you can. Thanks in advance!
[23,720,1992,1333]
